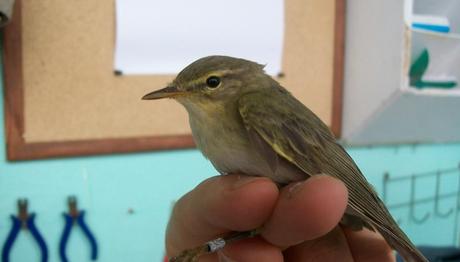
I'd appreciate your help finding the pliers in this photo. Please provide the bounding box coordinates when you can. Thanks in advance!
[59,196,98,262]
[1,199,49,262]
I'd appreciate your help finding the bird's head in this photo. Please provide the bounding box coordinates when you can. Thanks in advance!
[142,56,271,110]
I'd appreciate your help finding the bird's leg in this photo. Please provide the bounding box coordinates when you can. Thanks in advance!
[169,228,263,262]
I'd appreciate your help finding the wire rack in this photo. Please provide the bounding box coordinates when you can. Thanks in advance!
[382,163,460,245]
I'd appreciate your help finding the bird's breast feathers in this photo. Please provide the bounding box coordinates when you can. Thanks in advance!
[187,104,305,183]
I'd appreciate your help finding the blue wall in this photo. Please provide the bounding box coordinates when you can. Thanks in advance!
[1,63,460,261]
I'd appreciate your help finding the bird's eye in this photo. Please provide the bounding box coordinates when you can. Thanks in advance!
[206,76,221,88]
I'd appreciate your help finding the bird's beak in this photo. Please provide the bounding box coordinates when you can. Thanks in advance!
[142,85,185,100]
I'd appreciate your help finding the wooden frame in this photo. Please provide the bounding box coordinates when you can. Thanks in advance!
[332,0,346,136]
[3,0,345,161]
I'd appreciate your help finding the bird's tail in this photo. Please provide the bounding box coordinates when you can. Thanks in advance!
[375,224,428,262]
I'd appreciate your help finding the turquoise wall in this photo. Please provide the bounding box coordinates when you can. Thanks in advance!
[1,61,460,261]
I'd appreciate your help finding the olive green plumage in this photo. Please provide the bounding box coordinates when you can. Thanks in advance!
[143,55,427,262]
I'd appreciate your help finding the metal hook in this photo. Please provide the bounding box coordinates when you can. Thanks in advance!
[382,172,404,224]
[409,175,430,224]
[434,171,453,218]
[457,162,460,211]
[454,165,460,245]
[382,172,390,204]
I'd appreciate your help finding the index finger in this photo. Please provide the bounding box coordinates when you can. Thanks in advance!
[165,174,279,257]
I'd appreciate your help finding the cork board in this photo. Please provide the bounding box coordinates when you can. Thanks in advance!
[3,0,345,160]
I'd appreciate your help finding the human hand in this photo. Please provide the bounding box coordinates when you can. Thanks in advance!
[166,174,394,261]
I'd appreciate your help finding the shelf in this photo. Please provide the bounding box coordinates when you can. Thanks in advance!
[413,0,460,34]
[405,86,460,97]
[409,29,460,92]
[342,0,460,145]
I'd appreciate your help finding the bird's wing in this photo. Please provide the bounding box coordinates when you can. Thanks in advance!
[238,89,332,176]
[238,88,343,176]
[237,89,423,260]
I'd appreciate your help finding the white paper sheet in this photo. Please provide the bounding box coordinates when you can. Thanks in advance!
[114,0,284,75]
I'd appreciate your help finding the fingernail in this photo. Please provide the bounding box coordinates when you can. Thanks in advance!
[287,181,304,199]
[232,175,262,189]
[218,251,236,262]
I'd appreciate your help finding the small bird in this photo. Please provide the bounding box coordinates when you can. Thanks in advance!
[143,56,428,262]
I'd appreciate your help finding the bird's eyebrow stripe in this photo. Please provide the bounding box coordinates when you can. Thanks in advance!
[188,68,246,87]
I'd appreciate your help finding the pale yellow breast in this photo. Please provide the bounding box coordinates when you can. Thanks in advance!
[186,101,306,184]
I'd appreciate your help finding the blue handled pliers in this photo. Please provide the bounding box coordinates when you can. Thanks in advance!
[59,196,98,262]
[1,199,49,262]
